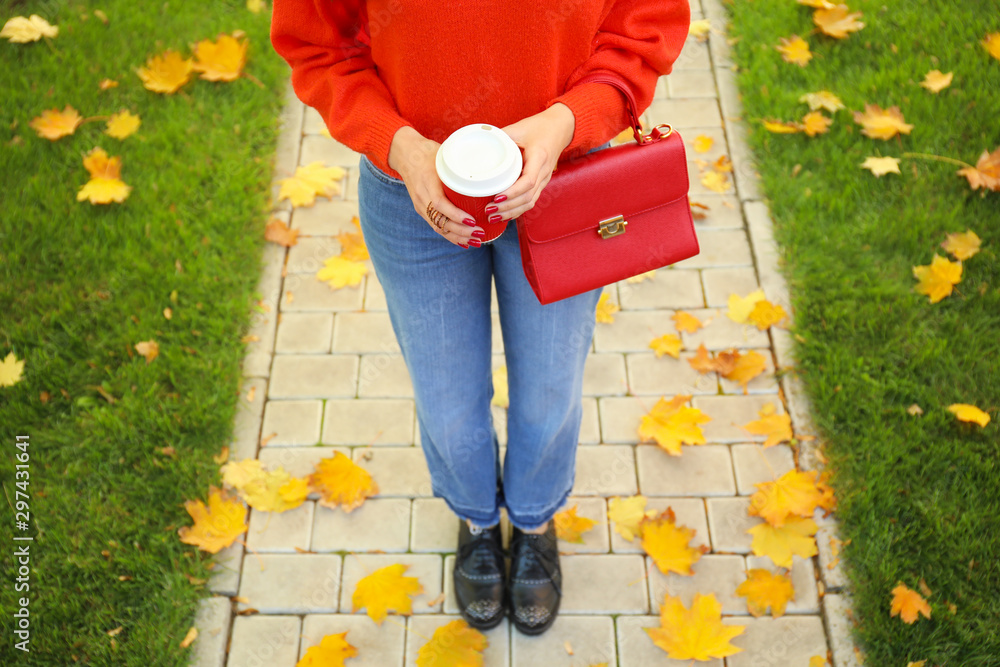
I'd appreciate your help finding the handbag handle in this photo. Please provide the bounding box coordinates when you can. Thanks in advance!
[574,72,673,145]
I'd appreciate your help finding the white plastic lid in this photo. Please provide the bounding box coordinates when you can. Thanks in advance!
[435,124,523,197]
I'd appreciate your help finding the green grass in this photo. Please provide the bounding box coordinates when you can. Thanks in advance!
[725,0,1000,663]
[0,1,287,663]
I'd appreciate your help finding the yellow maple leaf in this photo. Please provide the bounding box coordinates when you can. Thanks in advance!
[177,486,248,553]
[77,148,132,204]
[0,352,25,387]
[688,18,711,42]
[763,119,801,134]
[722,350,767,393]
[638,395,710,455]
[712,349,739,377]
[625,269,657,283]
[554,505,597,543]
[595,292,619,323]
[247,0,266,13]
[736,569,795,618]
[278,162,346,206]
[192,33,247,82]
[137,50,193,94]
[797,0,835,7]
[352,563,424,623]
[799,90,844,113]
[956,148,1000,192]
[816,470,837,513]
[810,656,829,667]
[743,408,792,447]
[223,459,308,513]
[982,32,1000,61]
[221,458,267,489]
[264,218,300,247]
[649,334,682,359]
[1,15,58,43]
[337,230,370,261]
[748,515,818,568]
[727,288,766,323]
[813,5,865,39]
[747,300,788,330]
[672,311,703,333]
[700,170,731,193]
[890,583,932,624]
[296,631,358,667]
[99,78,119,90]
[134,340,159,363]
[641,508,708,575]
[30,105,82,140]
[776,35,812,67]
[317,256,367,289]
[692,134,714,153]
[491,365,509,408]
[947,403,990,427]
[750,470,825,527]
[860,156,901,177]
[687,343,716,375]
[853,104,914,140]
[307,452,379,512]
[801,111,832,137]
[940,230,981,261]
[105,110,141,139]
[920,70,953,93]
[912,254,962,303]
[607,495,657,542]
[645,593,745,660]
[415,619,488,667]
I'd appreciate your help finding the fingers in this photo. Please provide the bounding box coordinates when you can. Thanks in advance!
[494,147,552,220]
[423,197,483,247]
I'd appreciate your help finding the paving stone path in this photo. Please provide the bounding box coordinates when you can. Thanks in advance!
[189,2,862,665]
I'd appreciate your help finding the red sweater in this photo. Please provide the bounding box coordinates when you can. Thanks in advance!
[271,0,690,180]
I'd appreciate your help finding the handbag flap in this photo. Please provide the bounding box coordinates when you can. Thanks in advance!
[520,131,690,244]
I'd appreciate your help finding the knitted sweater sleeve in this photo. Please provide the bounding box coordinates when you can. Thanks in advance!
[270,0,410,171]
[548,0,691,157]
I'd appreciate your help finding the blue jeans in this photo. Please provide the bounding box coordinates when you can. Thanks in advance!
[357,155,602,530]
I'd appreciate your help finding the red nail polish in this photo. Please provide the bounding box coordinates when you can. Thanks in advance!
[489,214,502,224]
[468,239,482,248]
[493,194,508,203]
[460,243,470,249]
[463,218,476,227]
[472,229,485,239]
[485,204,499,214]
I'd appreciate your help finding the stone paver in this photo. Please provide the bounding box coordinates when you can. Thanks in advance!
[204,21,856,663]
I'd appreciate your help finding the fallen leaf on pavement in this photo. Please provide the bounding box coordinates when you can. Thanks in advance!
[748,515,818,568]
[749,470,826,527]
[491,365,508,408]
[742,403,792,447]
[596,292,619,323]
[641,507,709,575]
[352,563,424,624]
[296,632,358,667]
[415,619,487,667]
[736,568,795,618]
[608,495,657,542]
[747,300,788,329]
[649,334,682,359]
[317,256,367,289]
[638,395,710,455]
[177,486,247,553]
[264,218,300,247]
[727,288,766,323]
[645,593,745,660]
[554,505,596,543]
[673,311,703,333]
[278,162,346,206]
[308,452,379,512]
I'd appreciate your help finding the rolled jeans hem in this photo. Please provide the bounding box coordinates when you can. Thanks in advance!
[504,482,574,531]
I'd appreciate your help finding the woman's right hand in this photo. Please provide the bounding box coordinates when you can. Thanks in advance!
[387,126,483,248]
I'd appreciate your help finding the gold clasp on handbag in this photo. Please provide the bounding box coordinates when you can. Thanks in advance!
[598,214,628,239]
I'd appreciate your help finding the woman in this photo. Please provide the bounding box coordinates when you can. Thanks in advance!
[271,0,689,635]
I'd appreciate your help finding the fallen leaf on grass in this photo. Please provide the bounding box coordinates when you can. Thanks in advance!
[649,334,682,359]
[645,593,745,660]
[747,300,788,330]
[179,627,198,648]
[799,90,844,113]
[641,507,709,575]
[308,452,379,512]
[801,111,832,136]
[278,162,346,206]
[99,78,119,90]
[134,340,159,363]
[106,110,140,139]
[137,50,193,94]
[608,495,657,542]
[748,515,818,568]
[192,33,247,81]
[736,569,795,618]
[30,106,82,140]
[317,256,367,289]
[415,619,487,667]
[352,564,423,623]
[890,583,931,623]
[764,119,802,134]
[982,32,1000,61]
[727,288,766,323]
[906,661,927,667]
[750,470,826,527]
[940,230,981,260]
[638,395,710,455]
[813,5,864,39]
[264,218,300,247]
[177,486,248,553]
[776,35,812,66]
[797,0,834,7]
[1,15,58,42]
[0,352,26,387]
[860,156,901,177]
[491,365,508,408]
[596,292,619,323]
[853,104,913,140]
[247,0,266,13]
[554,505,596,543]
[920,70,953,93]
[912,254,961,303]
[78,148,132,204]
[296,632,358,667]
[947,403,990,427]
[672,311,703,333]
[956,147,1000,192]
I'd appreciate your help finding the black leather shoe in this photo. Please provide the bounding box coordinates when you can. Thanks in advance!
[454,521,506,629]
[507,522,561,635]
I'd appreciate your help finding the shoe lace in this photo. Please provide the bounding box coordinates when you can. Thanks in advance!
[512,533,559,589]
[458,530,505,571]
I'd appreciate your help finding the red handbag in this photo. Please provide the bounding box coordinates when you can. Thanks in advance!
[516,74,700,305]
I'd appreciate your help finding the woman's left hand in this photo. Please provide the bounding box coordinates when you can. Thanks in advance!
[495,103,576,221]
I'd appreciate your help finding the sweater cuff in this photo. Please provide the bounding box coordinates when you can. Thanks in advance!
[361,109,413,181]
[548,82,630,159]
